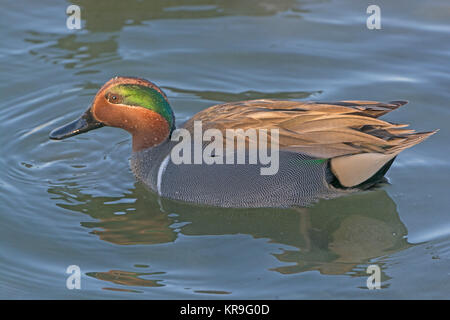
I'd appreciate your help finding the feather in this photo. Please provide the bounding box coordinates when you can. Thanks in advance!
[182,99,436,186]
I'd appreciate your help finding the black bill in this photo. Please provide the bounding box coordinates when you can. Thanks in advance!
[49,108,104,140]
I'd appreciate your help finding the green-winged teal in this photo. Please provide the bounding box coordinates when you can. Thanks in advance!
[49,77,437,208]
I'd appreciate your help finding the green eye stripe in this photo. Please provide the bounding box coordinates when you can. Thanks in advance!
[109,84,174,128]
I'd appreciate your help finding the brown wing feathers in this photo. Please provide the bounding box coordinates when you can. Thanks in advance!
[184,99,436,159]
[183,99,436,187]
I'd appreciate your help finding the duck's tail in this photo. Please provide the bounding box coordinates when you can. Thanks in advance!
[330,129,438,188]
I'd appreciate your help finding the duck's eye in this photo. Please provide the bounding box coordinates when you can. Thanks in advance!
[106,93,122,104]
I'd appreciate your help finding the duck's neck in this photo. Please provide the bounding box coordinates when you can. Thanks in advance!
[128,110,171,152]
[132,128,169,152]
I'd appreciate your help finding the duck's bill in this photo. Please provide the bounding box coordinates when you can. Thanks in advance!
[49,109,104,140]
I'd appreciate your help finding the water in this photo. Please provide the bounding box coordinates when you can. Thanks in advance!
[1,0,449,299]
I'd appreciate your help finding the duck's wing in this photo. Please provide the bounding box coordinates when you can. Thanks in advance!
[183,99,436,158]
[183,99,437,187]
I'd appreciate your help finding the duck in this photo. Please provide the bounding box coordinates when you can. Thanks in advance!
[49,76,437,208]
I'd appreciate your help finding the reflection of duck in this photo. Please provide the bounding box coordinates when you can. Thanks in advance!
[49,184,410,276]
[50,77,436,207]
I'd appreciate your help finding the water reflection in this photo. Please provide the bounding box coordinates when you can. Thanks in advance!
[49,183,411,282]
[24,0,310,76]
[25,31,119,73]
[86,269,165,291]
[22,0,312,93]
[73,0,307,32]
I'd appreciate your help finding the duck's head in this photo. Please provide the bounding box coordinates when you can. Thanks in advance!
[49,77,175,152]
